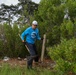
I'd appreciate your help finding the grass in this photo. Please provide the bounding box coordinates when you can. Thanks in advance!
[0,63,55,75]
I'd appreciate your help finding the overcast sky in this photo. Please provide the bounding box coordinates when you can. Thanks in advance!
[0,0,40,5]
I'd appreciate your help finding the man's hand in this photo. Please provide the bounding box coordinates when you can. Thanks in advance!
[22,40,25,42]
[22,40,26,45]
[41,37,44,40]
[23,42,26,45]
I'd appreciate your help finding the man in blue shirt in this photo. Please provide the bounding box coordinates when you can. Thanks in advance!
[21,20,42,69]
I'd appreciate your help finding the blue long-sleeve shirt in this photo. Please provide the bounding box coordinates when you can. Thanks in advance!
[21,26,41,44]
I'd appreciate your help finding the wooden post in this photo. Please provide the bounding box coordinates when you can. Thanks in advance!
[41,34,46,62]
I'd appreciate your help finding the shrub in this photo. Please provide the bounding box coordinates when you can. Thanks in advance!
[48,38,76,74]
[60,20,74,39]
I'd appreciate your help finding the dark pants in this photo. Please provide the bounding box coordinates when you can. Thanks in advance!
[26,42,39,68]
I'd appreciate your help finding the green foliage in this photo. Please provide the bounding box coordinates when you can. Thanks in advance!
[0,40,4,56]
[47,26,60,46]
[3,24,14,57]
[48,38,76,74]
[36,0,64,29]
[66,0,76,21]
[34,0,76,46]
[60,20,74,39]
[0,64,23,75]
[0,23,30,58]
[34,0,62,46]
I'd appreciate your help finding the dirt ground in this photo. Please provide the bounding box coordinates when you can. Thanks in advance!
[0,57,55,69]
[0,58,74,75]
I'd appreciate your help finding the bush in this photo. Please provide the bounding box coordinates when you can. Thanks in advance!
[48,38,76,74]
[60,20,74,39]
[47,26,60,46]
[0,24,29,58]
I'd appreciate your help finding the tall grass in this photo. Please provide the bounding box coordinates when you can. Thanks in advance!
[0,63,55,75]
[0,64,22,75]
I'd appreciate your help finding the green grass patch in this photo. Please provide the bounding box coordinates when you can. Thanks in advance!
[0,63,56,75]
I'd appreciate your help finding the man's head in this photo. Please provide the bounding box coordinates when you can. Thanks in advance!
[32,20,38,29]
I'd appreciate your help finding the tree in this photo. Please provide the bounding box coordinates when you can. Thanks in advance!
[17,0,39,26]
[34,0,76,46]
[0,4,18,26]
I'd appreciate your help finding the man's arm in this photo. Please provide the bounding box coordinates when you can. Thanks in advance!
[21,29,28,42]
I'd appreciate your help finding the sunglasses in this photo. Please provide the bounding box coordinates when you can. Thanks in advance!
[34,25,37,26]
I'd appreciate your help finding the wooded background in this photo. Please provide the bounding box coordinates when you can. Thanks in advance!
[0,0,76,74]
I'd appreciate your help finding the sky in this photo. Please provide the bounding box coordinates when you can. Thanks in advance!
[0,0,40,5]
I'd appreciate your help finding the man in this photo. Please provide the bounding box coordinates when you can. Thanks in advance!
[21,20,42,69]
